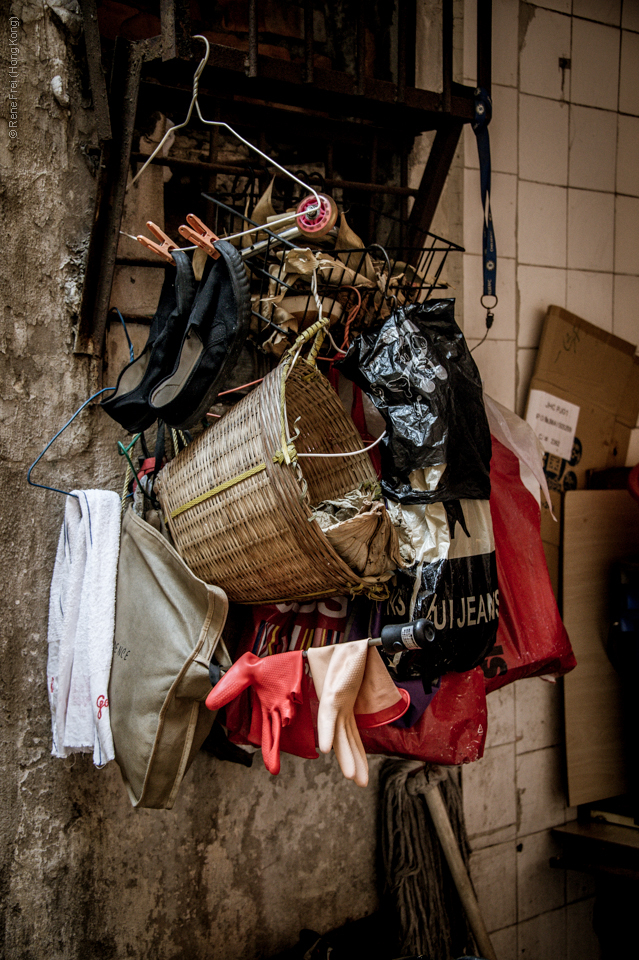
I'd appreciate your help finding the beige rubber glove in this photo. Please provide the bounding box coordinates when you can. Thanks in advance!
[354,646,410,728]
[307,640,369,787]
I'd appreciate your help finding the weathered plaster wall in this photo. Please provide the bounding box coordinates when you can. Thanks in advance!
[0,5,384,958]
[0,4,462,958]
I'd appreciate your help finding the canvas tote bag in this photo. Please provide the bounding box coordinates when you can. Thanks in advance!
[109,508,230,808]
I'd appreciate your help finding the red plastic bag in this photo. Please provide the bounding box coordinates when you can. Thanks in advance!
[359,667,486,764]
[481,433,576,692]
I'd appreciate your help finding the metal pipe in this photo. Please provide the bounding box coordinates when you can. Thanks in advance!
[248,0,258,78]
[442,0,453,114]
[477,0,492,95]
[304,0,314,84]
[356,0,366,95]
[397,0,407,103]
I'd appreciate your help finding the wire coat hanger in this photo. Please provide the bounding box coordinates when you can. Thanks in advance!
[128,35,322,244]
[27,388,114,498]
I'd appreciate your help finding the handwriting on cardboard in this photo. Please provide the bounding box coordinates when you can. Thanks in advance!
[526,389,580,461]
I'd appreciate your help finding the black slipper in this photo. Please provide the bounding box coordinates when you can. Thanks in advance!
[148,240,252,430]
[101,250,197,433]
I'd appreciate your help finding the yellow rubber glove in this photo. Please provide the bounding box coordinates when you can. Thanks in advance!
[307,639,369,787]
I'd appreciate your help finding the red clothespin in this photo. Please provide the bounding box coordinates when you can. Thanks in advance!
[178,214,221,259]
[137,222,179,263]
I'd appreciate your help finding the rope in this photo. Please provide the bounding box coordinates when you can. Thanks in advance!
[341,286,362,350]
[121,462,133,512]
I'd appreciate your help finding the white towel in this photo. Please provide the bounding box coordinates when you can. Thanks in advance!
[47,490,121,766]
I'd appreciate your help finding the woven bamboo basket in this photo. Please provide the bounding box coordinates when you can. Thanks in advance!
[156,320,388,603]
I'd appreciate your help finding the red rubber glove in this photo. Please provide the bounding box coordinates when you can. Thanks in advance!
[248,671,318,763]
[205,651,304,774]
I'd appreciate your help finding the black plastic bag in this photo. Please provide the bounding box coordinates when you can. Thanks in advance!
[382,498,498,685]
[336,299,491,504]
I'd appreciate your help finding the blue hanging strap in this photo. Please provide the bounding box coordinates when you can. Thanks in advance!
[473,87,497,322]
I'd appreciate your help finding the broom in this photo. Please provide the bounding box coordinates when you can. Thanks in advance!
[380,760,497,960]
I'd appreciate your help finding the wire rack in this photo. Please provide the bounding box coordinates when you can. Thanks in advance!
[201,182,463,354]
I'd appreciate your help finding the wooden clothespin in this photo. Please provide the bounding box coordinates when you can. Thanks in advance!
[137,222,179,263]
[178,214,221,259]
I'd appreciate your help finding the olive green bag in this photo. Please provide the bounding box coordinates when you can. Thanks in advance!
[109,508,230,809]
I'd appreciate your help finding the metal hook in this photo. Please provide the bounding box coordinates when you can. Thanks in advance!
[27,387,115,498]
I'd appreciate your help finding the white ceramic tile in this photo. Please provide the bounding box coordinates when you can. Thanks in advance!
[492,0,520,88]
[463,254,516,340]
[464,169,517,258]
[516,745,567,836]
[567,898,602,960]
[485,683,516,749]
[518,906,567,960]
[535,0,570,11]
[616,114,639,195]
[463,0,478,85]
[573,0,621,26]
[491,924,518,959]
[571,19,621,110]
[519,95,569,186]
[567,189,615,272]
[517,347,538,418]
[517,829,566,922]
[568,105,618,192]
[625,427,639,465]
[566,270,614,330]
[517,265,567,348]
[465,338,516,410]
[520,8,571,101]
[615,195,639,274]
[462,742,517,843]
[619,30,639,114]
[464,84,518,174]
[470,841,518,932]
[515,677,563,755]
[622,0,639,32]
[518,182,567,268]
[613,274,639,344]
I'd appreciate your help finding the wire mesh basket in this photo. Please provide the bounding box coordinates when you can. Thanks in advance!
[201,184,463,355]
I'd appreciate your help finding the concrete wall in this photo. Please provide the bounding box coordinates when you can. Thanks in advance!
[0,4,385,958]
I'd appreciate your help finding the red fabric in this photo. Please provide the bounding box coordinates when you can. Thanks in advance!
[484,437,576,692]
[206,651,305,774]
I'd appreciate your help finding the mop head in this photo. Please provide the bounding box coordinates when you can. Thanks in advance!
[380,760,476,958]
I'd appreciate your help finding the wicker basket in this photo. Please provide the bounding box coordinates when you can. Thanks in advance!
[156,323,385,603]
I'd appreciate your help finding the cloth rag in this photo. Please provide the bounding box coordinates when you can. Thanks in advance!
[47,490,121,766]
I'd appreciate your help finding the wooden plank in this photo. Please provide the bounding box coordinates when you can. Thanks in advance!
[563,490,639,807]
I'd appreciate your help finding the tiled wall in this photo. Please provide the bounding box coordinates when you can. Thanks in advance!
[457,1,639,957]
[461,0,639,415]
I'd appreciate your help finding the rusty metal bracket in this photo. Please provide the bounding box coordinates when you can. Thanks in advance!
[160,0,192,62]
[79,0,111,143]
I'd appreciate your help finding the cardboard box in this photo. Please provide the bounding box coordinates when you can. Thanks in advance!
[525,306,639,598]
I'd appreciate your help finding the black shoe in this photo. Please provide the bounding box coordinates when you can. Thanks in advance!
[148,240,252,430]
[101,250,197,433]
